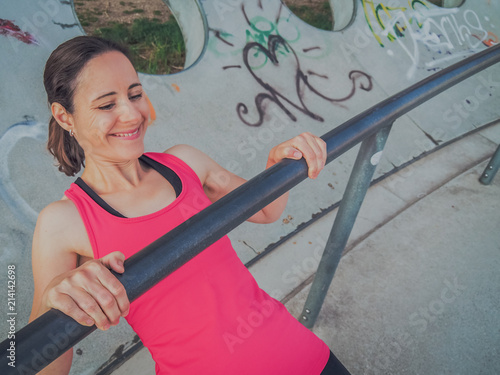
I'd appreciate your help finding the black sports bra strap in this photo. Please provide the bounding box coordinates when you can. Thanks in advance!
[75,178,127,218]
[74,155,183,218]
[139,155,182,196]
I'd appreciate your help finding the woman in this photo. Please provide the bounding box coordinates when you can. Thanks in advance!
[29,36,349,374]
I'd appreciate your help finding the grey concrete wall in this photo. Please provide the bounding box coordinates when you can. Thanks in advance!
[0,0,499,373]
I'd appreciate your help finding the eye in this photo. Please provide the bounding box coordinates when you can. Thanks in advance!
[130,93,143,101]
[98,103,115,110]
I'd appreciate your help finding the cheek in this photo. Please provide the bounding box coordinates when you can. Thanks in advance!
[139,100,151,122]
[88,111,116,134]
[75,112,116,149]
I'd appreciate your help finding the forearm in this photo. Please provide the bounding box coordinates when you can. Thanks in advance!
[248,191,289,223]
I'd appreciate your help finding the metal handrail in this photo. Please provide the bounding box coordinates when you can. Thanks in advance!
[1,43,499,374]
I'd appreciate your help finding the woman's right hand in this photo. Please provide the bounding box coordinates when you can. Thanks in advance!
[41,251,129,330]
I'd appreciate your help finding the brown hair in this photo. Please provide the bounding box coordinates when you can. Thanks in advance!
[44,36,132,176]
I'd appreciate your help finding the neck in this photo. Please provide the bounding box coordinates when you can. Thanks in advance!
[80,154,147,195]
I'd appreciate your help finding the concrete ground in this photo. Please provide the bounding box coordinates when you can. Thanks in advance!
[111,123,500,374]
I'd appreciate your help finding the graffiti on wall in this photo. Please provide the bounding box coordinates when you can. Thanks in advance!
[0,19,38,45]
[208,2,372,126]
[208,2,329,63]
[361,0,498,78]
[237,34,373,127]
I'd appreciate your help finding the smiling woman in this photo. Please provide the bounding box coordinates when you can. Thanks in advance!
[29,35,349,375]
[44,37,152,176]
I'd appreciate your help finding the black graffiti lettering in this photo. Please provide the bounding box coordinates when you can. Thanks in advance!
[222,65,242,70]
[303,46,321,53]
[237,34,373,127]
[307,70,328,79]
[209,27,234,47]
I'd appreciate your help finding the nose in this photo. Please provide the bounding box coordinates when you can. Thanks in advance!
[118,99,142,124]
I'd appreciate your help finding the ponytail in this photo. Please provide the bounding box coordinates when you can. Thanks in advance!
[47,116,85,176]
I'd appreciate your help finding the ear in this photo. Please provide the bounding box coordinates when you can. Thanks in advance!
[51,102,74,133]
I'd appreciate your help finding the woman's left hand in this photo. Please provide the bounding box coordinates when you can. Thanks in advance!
[267,132,327,179]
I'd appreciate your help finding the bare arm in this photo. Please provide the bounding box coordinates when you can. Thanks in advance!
[29,200,129,374]
[168,132,327,224]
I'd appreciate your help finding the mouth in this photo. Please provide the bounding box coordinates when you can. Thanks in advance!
[111,127,140,138]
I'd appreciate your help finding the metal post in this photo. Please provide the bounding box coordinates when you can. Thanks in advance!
[479,144,500,185]
[300,124,392,328]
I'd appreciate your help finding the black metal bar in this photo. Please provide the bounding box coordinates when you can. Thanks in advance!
[1,43,499,374]
[300,125,392,328]
[479,144,500,185]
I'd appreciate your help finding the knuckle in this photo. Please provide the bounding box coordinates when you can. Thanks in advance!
[81,300,99,314]
[99,293,115,308]
[68,272,88,286]
[86,260,103,272]
[58,300,75,314]
[294,134,306,143]
[59,277,73,289]
[110,282,126,296]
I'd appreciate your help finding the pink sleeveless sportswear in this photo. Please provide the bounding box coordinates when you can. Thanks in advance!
[64,152,330,374]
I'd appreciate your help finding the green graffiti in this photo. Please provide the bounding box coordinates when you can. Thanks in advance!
[208,4,330,69]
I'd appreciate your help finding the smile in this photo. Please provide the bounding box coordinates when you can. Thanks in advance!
[111,128,140,137]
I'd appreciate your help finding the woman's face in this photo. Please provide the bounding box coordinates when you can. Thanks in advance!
[70,51,150,164]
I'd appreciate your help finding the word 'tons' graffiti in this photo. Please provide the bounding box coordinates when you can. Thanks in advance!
[0,19,38,45]
[237,35,373,127]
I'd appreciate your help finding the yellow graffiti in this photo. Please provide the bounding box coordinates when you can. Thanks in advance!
[362,0,431,47]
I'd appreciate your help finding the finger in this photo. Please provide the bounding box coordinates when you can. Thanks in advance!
[282,146,303,160]
[313,136,327,172]
[98,274,129,320]
[85,279,125,326]
[53,284,110,330]
[70,287,113,330]
[61,267,119,330]
[47,290,95,327]
[304,134,327,178]
[294,133,322,179]
[92,263,130,319]
[100,251,126,274]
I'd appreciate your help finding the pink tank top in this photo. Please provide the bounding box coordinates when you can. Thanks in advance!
[65,152,329,374]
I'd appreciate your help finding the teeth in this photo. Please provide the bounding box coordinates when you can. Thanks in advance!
[113,128,139,137]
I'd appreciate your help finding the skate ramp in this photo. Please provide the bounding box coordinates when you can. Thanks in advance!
[0,0,499,373]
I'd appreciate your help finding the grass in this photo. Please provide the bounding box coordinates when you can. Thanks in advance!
[94,18,185,74]
[288,1,332,31]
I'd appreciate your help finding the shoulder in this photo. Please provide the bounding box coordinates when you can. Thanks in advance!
[163,144,219,185]
[164,144,210,165]
[33,198,92,258]
[37,198,80,231]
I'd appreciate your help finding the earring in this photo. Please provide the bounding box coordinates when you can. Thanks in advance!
[69,129,74,137]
